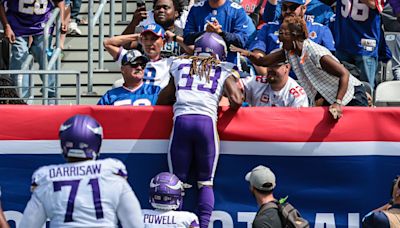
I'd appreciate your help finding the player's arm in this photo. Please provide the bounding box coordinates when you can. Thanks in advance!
[18,192,47,228]
[156,76,176,105]
[0,3,15,43]
[103,34,140,60]
[116,182,144,228]
[224,75,243,110]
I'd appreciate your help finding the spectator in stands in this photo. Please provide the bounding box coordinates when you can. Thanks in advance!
[245,165,282,228]
[334,0,384,89]
[123,0,191,57]
[237,0,266,29]
[362,175,400,228]
[98,50,160,106]
[249,0,335,75]
[232,15,368,119]
[0,188,10,228]
[143,172,200,227]
[0,75,26,104]
[392,36,400,80]
[389,0,400,23]
[183,0,249,64]
[263,0,335,26]
[104,24,173,89]
[0,0,67,103]
[242,59,309,107]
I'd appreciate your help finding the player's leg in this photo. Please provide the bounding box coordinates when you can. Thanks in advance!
[193,115,219,228]
[168,115,195,183]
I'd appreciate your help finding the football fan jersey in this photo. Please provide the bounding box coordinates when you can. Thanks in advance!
[142,209,199,228]
[19,158,143,228]
[335,0,381,57]
[243,75,309,107]
[1,0,55,36]
[183,0,249,63]
[170,58,239,121]
[97,84,161,106]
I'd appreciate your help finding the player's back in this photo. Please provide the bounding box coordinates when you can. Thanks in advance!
[30,158,131,227]
[142,209,199,228]
[170,58,238,120]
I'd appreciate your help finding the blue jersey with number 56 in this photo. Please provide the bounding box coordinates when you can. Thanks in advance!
[1,0,55,36]
[335,0,381,57]
[170,58,239,121]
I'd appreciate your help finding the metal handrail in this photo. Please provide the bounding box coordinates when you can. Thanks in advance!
[0,70,81,104]
[43,7,61,104]
[88,0,107,94]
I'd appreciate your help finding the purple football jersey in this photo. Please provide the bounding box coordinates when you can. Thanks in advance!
[2,0,55,36]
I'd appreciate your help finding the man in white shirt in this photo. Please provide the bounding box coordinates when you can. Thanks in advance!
[243,60,309,107]
[19,115,144,228]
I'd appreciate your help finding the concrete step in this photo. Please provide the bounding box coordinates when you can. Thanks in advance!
[62,50,114,62]
[67,24,128,38]
[61,61,120,71]
[32,71,121,85]
[80,1,141,15]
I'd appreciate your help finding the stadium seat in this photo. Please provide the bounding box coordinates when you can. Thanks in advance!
[374,81,400,106]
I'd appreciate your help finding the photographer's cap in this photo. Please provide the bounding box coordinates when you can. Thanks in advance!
[245,165,276,191]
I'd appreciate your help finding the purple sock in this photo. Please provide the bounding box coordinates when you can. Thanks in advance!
[198,186,214,228]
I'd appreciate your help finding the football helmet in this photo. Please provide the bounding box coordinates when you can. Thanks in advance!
[149,172,184,210]
[194,32,227,61]
[59,114,103,160]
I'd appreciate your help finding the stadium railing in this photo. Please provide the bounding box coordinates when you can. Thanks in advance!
[0,70,81,105]
[87,0,108,95]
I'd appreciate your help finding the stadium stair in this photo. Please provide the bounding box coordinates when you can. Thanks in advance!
[33,0,153,104]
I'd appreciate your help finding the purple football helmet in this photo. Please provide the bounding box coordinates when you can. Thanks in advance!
[194,32,227,61]
[59,115,103,160]
[149,172,184,210]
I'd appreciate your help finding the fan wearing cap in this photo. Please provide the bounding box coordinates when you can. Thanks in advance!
[245,165,282,228]
[231,15,368,120]
[103,23,175,90]
[242,58,308,107]
[97,50,161,106]
[248,0,334,76]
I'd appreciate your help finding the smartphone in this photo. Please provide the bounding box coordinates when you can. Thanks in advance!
[137,0,146,10]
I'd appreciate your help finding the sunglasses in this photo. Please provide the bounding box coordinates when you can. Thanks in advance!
[126,62,146,68]
[282,3,301,11]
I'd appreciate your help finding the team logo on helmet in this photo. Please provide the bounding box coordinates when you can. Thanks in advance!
[59,115,103,160]
[149,172,184,210]
[194,32,227,61]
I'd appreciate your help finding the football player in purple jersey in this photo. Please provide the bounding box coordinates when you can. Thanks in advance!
[157,32,243,228]
[142,172,200,227]
[0,0,67,102]
[19,115,144,228]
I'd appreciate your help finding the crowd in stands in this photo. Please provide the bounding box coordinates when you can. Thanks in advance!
[0,0,398,106]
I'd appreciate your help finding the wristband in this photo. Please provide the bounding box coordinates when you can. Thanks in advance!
[334,99,343,105]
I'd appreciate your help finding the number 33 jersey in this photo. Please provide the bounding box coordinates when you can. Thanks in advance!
[170,58,239,121]
[20,158,143,228]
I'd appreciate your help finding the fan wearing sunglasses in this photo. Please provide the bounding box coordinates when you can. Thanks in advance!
[97,50,161,106]
[362,175,400,228]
